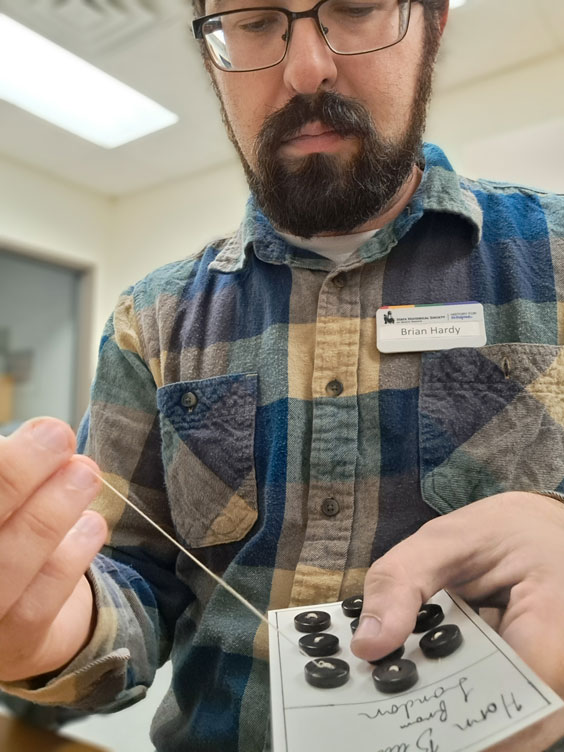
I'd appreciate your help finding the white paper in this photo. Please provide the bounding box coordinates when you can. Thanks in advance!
[269,590,563,752]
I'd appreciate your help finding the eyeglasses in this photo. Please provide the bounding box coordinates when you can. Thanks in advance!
[193,0,413,73]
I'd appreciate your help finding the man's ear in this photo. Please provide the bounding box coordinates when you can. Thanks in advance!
[439,4,449,34]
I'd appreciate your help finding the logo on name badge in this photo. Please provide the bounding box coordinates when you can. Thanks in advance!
[376,302,487,354]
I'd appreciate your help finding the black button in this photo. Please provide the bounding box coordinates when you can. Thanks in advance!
[372,658,418,694]
[321,497,340,517]
[419,624,463,658]
[305,658,350,688]
[332,273,346,288]
[350,617,359,634]
[325,380,343,397]
[369,645,405,666]
[413,603,444,633]
[299,632,339,657]
[294,610,331,633]
[341,595,363,618]
[181,391,198,409]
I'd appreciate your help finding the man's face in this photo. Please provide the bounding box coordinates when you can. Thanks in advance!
[205,0,440,236]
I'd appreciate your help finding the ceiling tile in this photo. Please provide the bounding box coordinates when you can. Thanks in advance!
[536,0,564,49]
[435,0,560,92]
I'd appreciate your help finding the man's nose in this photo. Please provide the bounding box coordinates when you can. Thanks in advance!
[282,18,338,95]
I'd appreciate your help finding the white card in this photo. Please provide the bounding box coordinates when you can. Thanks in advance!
[269,590,563,752]
[376,302,487,353]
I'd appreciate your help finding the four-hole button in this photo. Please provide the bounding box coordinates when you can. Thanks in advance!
[321,497,340,517]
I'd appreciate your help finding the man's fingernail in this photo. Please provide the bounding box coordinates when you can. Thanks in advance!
[73,513,104,537]
[352,614,382,642]
[66,462,98,492]
[32,421,71,453]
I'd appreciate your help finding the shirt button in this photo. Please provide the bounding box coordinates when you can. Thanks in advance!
[325,380,344,397]
[181,391,198,409]
[333,273,346,288]
[321,497,340,517]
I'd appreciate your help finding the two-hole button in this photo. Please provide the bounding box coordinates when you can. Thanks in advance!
[321,497,340,517]
[181,391,198,409]
[325,380,344,397]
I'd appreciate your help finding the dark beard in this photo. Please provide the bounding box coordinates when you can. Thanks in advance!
[213,17,439,237]
[248,91,424,237]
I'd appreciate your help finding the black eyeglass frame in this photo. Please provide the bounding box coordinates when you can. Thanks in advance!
[192,0,415,73]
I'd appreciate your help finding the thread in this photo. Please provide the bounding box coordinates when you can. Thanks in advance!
[95,473,299,652]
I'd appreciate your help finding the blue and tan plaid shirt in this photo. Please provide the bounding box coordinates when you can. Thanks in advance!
[4,144,564,751]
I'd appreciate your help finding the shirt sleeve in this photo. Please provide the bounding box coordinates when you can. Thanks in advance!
[0,285,191,712]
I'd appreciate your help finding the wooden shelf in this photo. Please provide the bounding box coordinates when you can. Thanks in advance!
[0,713,109,752]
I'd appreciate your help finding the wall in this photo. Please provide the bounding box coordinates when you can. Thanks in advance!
[108,159,247,316]
[427,51,564,192]
[0,153,112,375]
[0,154,247,385]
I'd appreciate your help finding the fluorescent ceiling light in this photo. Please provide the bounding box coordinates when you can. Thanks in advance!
[0,13,179,149]
[449,0,468,8]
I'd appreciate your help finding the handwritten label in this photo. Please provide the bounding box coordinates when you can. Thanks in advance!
[269,591,563,752]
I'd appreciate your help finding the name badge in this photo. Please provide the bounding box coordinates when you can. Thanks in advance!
[376,302,487,353]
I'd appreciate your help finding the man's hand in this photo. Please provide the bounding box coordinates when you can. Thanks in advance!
[0,418,107,683]
[351,491,564,750]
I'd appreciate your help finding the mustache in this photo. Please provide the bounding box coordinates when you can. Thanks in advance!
[255,91,374,153]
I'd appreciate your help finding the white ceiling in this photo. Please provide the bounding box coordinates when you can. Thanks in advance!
[0,0,563,197]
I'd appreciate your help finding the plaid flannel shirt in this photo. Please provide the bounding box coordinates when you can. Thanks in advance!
[3,144,564,752]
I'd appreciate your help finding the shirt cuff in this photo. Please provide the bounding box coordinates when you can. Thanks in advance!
[0,565,134,710]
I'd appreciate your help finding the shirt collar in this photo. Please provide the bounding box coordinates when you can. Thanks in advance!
[209,143,484,274]
[415,143,483,245]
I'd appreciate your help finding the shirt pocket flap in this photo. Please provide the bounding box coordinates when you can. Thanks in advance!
[157,373,258,548]
[419,345,564,514]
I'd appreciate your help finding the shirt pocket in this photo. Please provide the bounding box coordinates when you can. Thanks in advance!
[419,344,564,514]
[157,373,258,548]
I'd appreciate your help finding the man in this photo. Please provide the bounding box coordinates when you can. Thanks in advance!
[1,0,564,749]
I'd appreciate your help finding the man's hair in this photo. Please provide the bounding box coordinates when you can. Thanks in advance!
[422,0,449,25]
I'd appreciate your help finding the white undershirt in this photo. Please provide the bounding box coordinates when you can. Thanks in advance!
[278,229,378,264]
